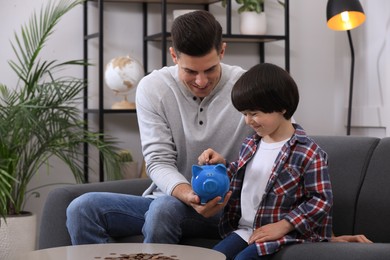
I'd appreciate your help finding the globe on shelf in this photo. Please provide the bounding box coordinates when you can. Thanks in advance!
[104,55,144,109]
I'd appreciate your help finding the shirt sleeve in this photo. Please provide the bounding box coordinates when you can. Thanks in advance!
[284,148,333,237]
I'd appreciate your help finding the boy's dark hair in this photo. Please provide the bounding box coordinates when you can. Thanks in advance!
[171,10,222,57]
[231,63,299,119]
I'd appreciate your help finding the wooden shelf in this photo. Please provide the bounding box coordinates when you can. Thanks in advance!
[83,0,289,181]
[145,33,286,43]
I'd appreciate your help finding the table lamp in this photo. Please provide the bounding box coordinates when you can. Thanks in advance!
[326,0,366,135]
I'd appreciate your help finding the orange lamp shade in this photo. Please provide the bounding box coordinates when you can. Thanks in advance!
[327,0,366,31]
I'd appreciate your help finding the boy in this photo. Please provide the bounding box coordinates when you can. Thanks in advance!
[198,63,333,259]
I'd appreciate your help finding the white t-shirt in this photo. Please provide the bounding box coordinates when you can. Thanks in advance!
[235,138,289,242]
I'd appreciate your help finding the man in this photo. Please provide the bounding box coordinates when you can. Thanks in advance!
[66,10,253,244]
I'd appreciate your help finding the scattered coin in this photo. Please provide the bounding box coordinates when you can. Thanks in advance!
[97,252,179,260]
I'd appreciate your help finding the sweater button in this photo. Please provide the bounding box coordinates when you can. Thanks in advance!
[200,108,203,112]
[199,121,203,125]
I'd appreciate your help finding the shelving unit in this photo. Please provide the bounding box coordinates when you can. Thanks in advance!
[83,0,290,182]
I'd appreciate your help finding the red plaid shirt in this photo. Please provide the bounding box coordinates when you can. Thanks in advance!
[220,124,333,256]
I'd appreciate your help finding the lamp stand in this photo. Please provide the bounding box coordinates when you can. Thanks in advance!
[346,30,355,136]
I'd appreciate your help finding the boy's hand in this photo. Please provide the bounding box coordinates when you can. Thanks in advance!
[249,219,294,244]
[198,148,226,165]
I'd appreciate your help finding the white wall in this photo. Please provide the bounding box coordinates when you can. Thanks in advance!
[1,0,388,247]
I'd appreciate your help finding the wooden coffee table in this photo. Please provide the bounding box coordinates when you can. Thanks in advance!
[16,243,225,260]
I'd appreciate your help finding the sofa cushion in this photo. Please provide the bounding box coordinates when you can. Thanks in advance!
[38,178,152,249]
[355,137,390,242]
[312,136,379,236]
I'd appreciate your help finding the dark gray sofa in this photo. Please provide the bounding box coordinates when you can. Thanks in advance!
[39,136,390,259]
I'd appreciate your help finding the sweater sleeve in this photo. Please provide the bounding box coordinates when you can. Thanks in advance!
[135,70,189,196]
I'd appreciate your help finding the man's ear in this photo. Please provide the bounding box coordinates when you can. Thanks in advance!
[170,47,178,64]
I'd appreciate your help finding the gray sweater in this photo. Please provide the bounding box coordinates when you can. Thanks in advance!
[136,63,253,197]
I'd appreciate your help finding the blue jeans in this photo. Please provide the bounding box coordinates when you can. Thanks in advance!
[66,192,220,244]
[213,232,274,260]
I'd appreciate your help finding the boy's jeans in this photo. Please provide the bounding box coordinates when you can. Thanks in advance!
[66,192,220,244]
[214,232,274,260]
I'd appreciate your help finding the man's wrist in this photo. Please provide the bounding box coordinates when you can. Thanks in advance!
[172,183,193,204]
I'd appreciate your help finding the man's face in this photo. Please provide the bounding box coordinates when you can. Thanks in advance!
[170,45,225,98]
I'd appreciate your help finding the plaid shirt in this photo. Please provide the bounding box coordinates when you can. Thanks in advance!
[220,124,333,256]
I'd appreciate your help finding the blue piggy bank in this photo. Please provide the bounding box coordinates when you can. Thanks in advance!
[191,164,230,204]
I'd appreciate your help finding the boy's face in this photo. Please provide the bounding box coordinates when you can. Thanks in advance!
[170,45,225,98]
[242,110,292,142]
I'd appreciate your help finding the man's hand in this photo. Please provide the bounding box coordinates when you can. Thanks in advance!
[249,219,294,244]
[191,191,232,218]
[171,183,200,206]
[198,148,226,165]
[331,234,373,243]
[172,183,231,218]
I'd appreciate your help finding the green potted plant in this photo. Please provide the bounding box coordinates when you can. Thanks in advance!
[222,0,284,14]
[0,0,123,255]
[221,0,284,35]
[0,0,123,257]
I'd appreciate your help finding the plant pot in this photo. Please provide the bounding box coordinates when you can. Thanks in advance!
[0,212,37,259]
[239,11,267,35]
[122,161,140,179]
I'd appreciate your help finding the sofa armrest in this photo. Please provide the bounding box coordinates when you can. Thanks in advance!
[38,178,152,249]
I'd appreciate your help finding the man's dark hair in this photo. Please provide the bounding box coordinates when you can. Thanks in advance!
[171,10,222,57]
[231,63,299,119]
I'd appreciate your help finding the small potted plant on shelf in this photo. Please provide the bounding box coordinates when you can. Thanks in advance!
[0,0,121,258]
[118,150,139,179]
[222,0,284,35]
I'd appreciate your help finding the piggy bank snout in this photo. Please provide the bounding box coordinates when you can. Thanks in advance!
[203,179,218,194]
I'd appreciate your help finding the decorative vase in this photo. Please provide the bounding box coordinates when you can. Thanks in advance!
[239,11,267,35]
[122,161,140,179]
[0,212,37,259]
